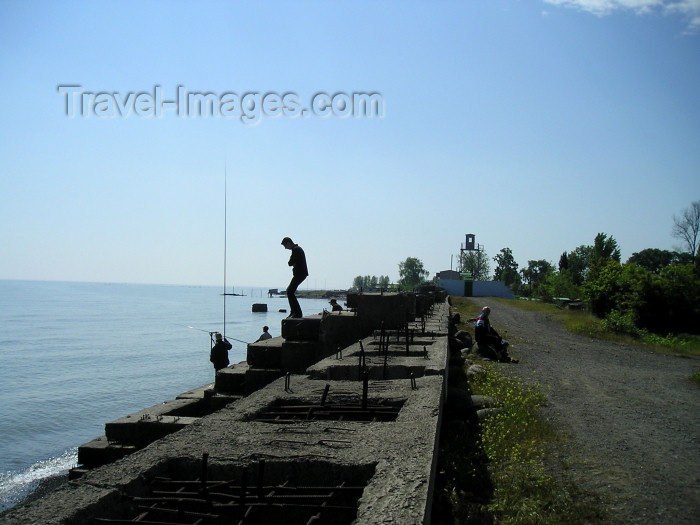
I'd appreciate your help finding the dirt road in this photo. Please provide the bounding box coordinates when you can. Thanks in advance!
[468,299,700,525]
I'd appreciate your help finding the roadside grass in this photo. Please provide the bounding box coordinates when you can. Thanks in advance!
[435,362,609,525]
[473,366,608,525]
[690,371,700,386]
[434,297,612,524]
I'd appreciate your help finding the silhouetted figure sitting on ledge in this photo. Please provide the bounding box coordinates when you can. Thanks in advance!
[329,298,343,312]
[255,326,272,342]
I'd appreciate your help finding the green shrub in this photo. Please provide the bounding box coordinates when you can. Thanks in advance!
[600,310,640,336]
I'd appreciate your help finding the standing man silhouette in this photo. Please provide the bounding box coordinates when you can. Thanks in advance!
[281,237,308,319]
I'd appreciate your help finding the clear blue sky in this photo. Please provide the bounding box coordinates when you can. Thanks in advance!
[1,0,698,290]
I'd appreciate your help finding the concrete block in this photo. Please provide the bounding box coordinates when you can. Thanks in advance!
[280,340,320,373]
[105,415,197,447]
[317,310,367,356]
[346,292,415,330]
[77,436,137,468]
[103,398,200,444]
[246,337,284,368]
[215,361,248,393]
[175,384,240,413]
[281,315,322,341]
[244,368,285,395]
[176,383,215,399]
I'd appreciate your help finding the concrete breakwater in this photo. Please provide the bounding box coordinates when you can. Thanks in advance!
[1,290,451,524]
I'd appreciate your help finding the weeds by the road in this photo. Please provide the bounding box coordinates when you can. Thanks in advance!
[434,361,609,525]
[433,297,612,524]
[690,371,700,386]
[472,366,607,525]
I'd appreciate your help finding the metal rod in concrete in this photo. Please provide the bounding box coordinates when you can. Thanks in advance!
[320,384,330,406]
[383,345,389,380]
[405,323,410,355]
[201,452,208,495]
[362,370,369,410]
[257,460,265,500]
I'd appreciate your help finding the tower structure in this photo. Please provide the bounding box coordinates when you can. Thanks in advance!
[459,233,483,278]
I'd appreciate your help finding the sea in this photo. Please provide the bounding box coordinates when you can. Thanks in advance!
[0,279,332,512]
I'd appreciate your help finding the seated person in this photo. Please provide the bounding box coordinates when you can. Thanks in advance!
[472,306,517,363]
[329,298,343,312]
[255,326,272,342]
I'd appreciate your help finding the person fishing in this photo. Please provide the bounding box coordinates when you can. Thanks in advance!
[209,332,232,371]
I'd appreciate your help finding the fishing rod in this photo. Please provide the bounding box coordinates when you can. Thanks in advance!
[173,324,251,345]
[174,323,215,335]
[223,163,227,340]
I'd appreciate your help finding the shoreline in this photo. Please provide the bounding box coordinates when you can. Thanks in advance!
[0,473,69,516]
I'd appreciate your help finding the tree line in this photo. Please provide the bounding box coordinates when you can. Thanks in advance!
[351,257,429,291]
[350,201,700,336]
[490,201,700,336]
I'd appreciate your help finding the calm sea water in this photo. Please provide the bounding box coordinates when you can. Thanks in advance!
[0,280,330,511]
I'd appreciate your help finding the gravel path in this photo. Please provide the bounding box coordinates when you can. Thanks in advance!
[468,299,700,525]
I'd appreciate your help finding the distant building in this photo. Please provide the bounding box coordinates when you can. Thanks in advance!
[435,270,460,281]
[435,270,513,299]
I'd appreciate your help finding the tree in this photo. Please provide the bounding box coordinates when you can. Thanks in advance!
[520,260,554,297]
[583,260,700,335]
[567,245,593,285]
[589,233,621,280]
[593,232,621,262]
[626,248,686,274]
[352,275,374,291]
[378,275,391,289]
[352,275,391,291]
[541,269,580,301]
[398,257,429,288]
[582,260,625,318]
[352,276,365,291]
[458,249,490,281]
[558,252,569,271]
[493,248,520,287]
[672,201,700,264]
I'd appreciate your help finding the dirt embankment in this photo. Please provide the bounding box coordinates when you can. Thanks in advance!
[466,299,700,525]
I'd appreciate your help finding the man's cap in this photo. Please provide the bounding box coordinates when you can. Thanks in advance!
[281,237,292,245]
[329,299,337,303]
[215,332,223,340]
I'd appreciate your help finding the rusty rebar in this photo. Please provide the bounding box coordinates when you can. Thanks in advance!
[362,370,369,410]
[320,384,330,406]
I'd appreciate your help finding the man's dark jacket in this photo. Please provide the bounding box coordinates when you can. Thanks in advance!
[288,245,309,278]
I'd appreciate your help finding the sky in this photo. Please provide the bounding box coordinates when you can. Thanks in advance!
[1,0,699,290]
